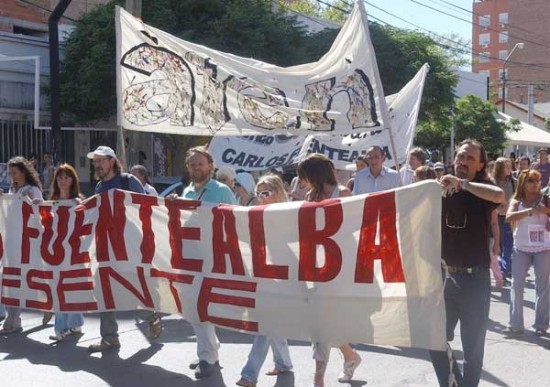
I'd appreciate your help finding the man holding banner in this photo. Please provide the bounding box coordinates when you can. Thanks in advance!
[177,146,237,379]
[431,139,505,387]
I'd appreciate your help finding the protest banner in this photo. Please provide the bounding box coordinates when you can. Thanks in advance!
[0,181,445,350]
[116,2,390,136]
[209,64,429,170]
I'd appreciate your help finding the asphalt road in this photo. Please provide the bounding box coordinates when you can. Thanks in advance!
[1,272,549,387]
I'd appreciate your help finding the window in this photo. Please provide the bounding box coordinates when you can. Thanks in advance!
[479,33,490,47]
[499,32,508,43]
[479,52,490,63]
[499,12,509,25]
[479,15,491,29]
[499,50,508,60]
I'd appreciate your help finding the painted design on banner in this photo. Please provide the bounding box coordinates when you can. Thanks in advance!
[301,70,380,131]
[120,44,196,127]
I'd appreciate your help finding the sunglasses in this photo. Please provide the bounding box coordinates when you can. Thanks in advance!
[255,190,272,198]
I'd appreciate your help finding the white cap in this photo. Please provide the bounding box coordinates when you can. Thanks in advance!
[87,146,116,159]
[235,172,256,194]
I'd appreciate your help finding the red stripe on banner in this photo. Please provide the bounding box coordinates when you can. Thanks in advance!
[298,199,343,282]
[21,202,40,265]
[58,268,98,311]
[96,191,129,262]
[99,266,154,310]
[355,191,405,283]
[131,193,159,264]
[1,267,22,306]
[212,205,245,276]
[26,269,53,310]
[70,202,94,265]
[198,277,258,332]
[150,269,194,313]
[166,199,203,272]
[39,205,70,266]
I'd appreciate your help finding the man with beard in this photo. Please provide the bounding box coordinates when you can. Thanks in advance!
[86,146,163,352]
[430,139,505,387]
[179,146,237,379]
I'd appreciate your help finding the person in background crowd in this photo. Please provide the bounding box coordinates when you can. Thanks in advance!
[430,139,505,387]
[346,154,369,191]
[400,147,427,185]
[513,156,531,179]
[353,146,400,194]
[505,169,550,336]
[47,164,86,341]
[0,156,43,334]
[268,166,290,191]
[234,172,259,206]
[297,153,362,387]
[288,174,309,201]
[27,152,39,172]
[532,148,550,187]
[509,152,517,173]
[433,162,446,179]
[86,146,162,353]
[216,166,236,189]
[41,151,55,199]
[413,165,436,182]
[174,146,237,379]
[130,164,158,195]
[492,157,516,281]
[236,174,294,387]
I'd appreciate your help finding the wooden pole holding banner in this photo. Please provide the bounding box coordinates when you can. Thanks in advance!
[387,123,403,186]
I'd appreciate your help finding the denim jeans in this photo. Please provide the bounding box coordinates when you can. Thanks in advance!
[55,312,84,334]
[0,304,5,318]
[430,269,490,387]
[509,248,550,331]
[100,309,156,341]
[241,335,293,382]
[498,216,514,277]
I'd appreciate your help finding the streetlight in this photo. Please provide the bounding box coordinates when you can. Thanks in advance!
[502,42,525,113]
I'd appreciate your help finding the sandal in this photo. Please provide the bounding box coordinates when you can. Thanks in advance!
[66,327,82,336]
[0,326,23,334]
[266,368,289,376]
[88,337,120,353]
[236,378,256,387]
[148,314,162,340]
[42,312,54,325]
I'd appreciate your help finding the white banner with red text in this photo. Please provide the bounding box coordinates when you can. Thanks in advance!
[0,181,445,350]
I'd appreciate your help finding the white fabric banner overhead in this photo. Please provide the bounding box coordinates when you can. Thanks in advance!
[0,182,445,350]
[116,2,390,136]
[209,64,429,170]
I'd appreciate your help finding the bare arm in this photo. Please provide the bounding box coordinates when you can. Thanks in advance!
[439,174,505,204]
[506,197,550,222]
[490,209,500,257]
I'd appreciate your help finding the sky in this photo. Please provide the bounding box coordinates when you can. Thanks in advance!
[361,0,474,43]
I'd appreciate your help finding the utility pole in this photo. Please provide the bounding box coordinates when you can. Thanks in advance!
[527,84,535,125]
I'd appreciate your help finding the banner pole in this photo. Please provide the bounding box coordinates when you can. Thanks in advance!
[387,124,403,186]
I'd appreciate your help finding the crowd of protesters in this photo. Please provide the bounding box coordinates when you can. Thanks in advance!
[1,141,549,387]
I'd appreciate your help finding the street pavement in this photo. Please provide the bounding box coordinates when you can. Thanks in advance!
[1,271,549,387]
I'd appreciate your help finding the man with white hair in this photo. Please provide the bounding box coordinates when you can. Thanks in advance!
[215,166,236,189]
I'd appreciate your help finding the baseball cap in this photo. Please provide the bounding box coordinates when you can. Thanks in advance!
[434,162,445,171]
[87,146,116,159]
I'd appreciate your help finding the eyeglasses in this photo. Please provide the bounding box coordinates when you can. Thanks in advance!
[445,212,467,229]
[255,190,272,198]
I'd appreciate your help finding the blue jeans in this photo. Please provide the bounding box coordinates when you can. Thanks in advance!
[55,312,84,334]
[0,304,5,318]
[100,310,156,341]
[509,248,550,331]
[241,335,293,382]
[498,216,514,277]
[430,269,491,387]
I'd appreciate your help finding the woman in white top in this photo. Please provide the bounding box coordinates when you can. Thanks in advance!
[130,165,158,195]
[296,154,361,387]
[0,156,43,334]
[506,169,550,336]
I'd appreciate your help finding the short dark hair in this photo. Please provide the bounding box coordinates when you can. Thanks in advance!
[409,147,427,164]
[186,146,213,166]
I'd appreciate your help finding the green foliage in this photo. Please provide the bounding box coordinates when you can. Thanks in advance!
[453,95,508,156]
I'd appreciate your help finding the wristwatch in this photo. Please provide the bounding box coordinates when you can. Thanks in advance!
[460,179,469,191]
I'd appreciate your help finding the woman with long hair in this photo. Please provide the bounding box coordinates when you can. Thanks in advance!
[493,157,516,280]
[296,154,362,387]
[505,169,550,336]
[0,157,43,334]
[48,164,86,341]
[236,175,293,387]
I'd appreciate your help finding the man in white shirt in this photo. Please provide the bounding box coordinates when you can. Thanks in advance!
[352,146,400,194]
[400,147,427,185]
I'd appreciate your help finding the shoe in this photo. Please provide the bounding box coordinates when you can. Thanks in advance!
[66,327,82,336]
[189,358,200,370]
[236,378,256,387]
[194,360,218,379]
[0,326,23,334]
[148,314,162,340]
[266,368,291,376]
[535,329,547,337]
[502,327,524,336]
[337,351,362,382]
[0,315,5,323]
[88,337,121,353]
[42,312,54,325]
[49,331,67,341]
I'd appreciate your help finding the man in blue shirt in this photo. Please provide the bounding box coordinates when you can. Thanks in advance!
[179,146,237,378]
[352,146,401,194]
[86,146,162,353]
